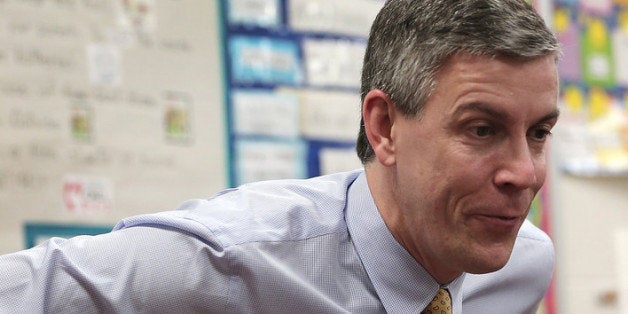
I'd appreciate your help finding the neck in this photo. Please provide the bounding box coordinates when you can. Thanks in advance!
[364,163,462,284]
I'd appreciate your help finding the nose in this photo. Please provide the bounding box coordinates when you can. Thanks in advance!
[493,139,540,191]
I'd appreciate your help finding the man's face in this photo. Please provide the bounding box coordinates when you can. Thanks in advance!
[389,53,559,283]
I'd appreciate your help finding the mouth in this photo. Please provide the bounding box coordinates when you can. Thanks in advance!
[492,215,518,221]
[472,214,522,231]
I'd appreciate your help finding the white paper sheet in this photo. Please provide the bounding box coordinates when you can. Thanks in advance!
[299,89,361,141]
[302,38,365,88]
[319,147,362,175]
[235,139,306,185]
[287,0,383,37]
[233,89,299,138]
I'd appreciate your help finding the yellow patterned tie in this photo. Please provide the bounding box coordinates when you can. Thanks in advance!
[421,288,452,314]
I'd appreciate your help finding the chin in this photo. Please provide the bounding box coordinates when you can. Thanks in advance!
[466,259,509,275]
[462,245,513,275]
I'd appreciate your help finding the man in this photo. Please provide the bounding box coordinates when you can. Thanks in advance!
[0,0,559,313]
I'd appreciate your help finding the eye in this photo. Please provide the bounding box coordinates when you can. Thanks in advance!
[473,125,496,138]
[529,127,553,141]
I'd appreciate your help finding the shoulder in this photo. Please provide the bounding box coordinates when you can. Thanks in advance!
[114,170,363,247]
[462,220,554,313]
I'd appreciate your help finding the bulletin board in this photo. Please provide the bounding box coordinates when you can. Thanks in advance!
[219,0,384,187]
[553,0,628,176]
[0,0,227,254]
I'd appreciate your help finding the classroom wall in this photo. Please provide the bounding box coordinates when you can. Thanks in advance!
[551,156,628,313]
[0,0,226,253]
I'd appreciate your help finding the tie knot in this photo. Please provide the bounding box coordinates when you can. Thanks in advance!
[421,288,452,314]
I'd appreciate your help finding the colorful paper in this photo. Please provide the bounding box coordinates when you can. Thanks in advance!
[229,36,302,85]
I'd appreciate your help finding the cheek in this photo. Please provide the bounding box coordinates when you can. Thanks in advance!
[531,151,549,185]
[533,161,548,190]
[420,149,484,194]
[535,157,546,172]
[436,151,492,185]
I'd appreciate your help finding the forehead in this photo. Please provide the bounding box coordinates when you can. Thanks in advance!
[428,53,558,120]
[436,52,558,86]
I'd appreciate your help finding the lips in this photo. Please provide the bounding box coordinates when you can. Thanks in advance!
[471,213,522,232]
[493,215,518,221]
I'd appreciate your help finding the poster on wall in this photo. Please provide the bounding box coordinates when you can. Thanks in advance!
[0,0,227,255]
[553,0,628,176]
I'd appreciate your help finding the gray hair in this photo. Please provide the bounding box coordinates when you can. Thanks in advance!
[356,0,560,164]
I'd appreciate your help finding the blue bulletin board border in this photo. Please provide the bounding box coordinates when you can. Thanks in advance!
[218,0,371,187]
[24,222,113,249]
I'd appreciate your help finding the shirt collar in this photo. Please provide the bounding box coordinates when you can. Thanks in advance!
[346,171,465,313]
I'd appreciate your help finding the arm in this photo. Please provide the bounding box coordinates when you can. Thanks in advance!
[0,226,231,313]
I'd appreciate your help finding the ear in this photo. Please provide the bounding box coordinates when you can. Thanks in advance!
[362,89,397,167]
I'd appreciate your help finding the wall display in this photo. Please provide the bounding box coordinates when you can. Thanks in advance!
[553,1,628,176]
[220,0,381,186]
[0,0,226,254]
[229,35,302,85]
[227,0,280,28]
[232,89,300,137]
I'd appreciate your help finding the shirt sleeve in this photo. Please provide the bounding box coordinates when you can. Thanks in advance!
[0,226,233,313]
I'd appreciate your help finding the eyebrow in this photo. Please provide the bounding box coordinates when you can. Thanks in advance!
[452,102,560,125]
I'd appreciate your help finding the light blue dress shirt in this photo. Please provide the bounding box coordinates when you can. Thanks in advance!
[0,170,553,313]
